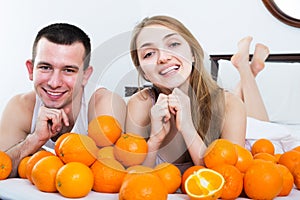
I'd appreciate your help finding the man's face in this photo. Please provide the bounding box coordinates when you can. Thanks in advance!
[27,38,91,109]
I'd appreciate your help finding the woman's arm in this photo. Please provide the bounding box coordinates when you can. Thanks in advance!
[168,88,207,165]
[126,89,172,167]
[221,92,247,147]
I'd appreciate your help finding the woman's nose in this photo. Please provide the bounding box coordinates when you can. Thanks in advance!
[158,49,172,64]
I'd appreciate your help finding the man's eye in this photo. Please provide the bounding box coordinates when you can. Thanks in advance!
[39,66,51,70]
[64,68,76,73]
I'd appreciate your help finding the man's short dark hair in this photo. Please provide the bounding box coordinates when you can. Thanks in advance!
[32,23,91,69]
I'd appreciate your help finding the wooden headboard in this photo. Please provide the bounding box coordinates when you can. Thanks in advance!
[209,53,300,81]
[124,53,300,97]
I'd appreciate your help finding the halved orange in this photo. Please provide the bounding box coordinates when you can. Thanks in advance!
[185,168,225,200]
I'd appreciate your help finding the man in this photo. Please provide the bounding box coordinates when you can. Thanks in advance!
[0,23,126,177]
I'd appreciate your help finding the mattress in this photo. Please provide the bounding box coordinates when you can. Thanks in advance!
[0,178,299,200]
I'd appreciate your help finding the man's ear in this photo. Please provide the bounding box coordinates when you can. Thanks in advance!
[82,66,93,86]
[26,59,34,81]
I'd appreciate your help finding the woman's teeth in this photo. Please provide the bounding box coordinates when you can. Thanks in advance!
[160,65,179,75]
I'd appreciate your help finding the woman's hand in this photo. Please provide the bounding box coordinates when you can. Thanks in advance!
[168,88,195,134]
[149,93,171,146]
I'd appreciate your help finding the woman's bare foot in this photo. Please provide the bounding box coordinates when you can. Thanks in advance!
[250,43,269,77]
[231,36,253,69]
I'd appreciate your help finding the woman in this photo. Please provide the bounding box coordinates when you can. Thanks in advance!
[126,15,266,172]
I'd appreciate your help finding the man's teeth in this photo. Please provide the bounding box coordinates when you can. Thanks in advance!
[47,91,62,96]
[160,66,179,75]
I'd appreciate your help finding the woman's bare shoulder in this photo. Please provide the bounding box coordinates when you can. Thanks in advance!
[128,88,154,105]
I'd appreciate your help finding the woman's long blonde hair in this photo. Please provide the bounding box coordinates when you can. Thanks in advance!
[130,15,224,145]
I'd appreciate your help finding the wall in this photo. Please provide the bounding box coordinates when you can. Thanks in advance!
[1,0,300,115]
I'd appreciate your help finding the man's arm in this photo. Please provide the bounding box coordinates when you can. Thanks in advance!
[0,92,69,177]
[0,93,39,177]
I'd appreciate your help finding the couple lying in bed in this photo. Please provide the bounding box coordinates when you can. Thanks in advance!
[0,15,294,178]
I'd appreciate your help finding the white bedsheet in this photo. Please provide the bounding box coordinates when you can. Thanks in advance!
[0,178,299,200]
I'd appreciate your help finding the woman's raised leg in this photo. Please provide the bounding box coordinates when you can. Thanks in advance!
[231,36,269,121]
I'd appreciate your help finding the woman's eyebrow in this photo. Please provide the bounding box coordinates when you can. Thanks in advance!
[138,33,179,49]
[163,33,179,40]
[139,42,152,49]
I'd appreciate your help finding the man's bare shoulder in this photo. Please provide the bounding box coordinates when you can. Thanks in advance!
[2,91,36,132]
[8,91,36,110]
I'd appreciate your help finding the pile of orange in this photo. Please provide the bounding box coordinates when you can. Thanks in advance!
[17,132,99,198]
[14,115,182,199]
[12,115,300,200]
[181,138,297,200]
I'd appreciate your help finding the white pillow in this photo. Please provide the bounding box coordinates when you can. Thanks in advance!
[217,60,300,125]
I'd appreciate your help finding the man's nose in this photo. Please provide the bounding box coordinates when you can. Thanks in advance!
[47,71,63,88]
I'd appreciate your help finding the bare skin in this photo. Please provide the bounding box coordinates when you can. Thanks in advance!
[231,36,270,121]
[0,39,126,178]
[126,24,246,168]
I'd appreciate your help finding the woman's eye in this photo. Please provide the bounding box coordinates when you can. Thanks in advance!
[170,42,180,48]
[144,51,154,59]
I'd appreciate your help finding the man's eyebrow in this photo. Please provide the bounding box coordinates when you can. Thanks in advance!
[138,33,179,49]
[36,62,79,69]
[36,61,51,66]
[64,65,79,69]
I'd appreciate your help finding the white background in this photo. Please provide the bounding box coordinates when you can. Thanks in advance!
[1,0,300,115]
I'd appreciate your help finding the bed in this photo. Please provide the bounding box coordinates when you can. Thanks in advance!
[211,53,300,153]
[1,53,300,199]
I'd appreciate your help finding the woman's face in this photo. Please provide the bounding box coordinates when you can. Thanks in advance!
[136,24,194,91]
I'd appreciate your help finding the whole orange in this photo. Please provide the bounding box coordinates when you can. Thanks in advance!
[88,115,122,147]
[90,158,126,193]
[57,134,98,166]
[26,150,54,183]
[119,173,168,200]
[203,139,238,168]
[180,165,205,194]
[127,165,154,174]
[253,152,277,163]
[274,153,282,163]
[278,150,300,173]
[18,156,31,179]
[292,146,300,152]
[251,138,275,156]
[54,132,74,156]
[234,144,253,173]
[154,162,181,194]
[276,164,294,196]
[292,164,300,189]
[56,162,94,198]
[31,155,64,192]
[0,151,12,180]
[212,164,243,199]
[114,133,148,167]
[244,159,283,199]
[97,146,115,159]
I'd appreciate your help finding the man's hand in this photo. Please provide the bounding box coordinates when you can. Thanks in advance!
[34,106,69,144]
